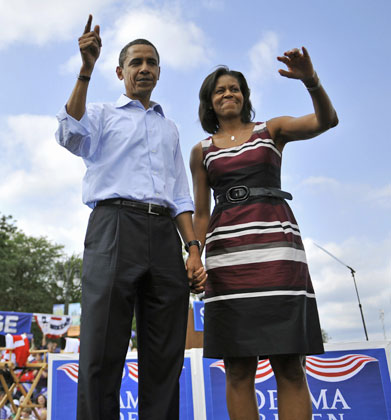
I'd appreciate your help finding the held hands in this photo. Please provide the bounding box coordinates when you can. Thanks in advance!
[186,255,208,294]
[277,47,316,85]
[78,15,102,74]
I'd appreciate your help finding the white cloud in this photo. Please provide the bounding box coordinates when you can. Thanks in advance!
[248,31,279,84]
[0,114,89,253]
[0,0,113,49]
[60,5,211,80]
[101,6,211,73]
[301,176,391,209]
[60,54,83,76]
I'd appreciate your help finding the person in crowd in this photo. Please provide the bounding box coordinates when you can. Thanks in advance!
[190,47,338,420]
[0,390,12,419]
[34,394,46,418]
[40,336,59,354]
[20,407,32,419]
[55,14,207,420]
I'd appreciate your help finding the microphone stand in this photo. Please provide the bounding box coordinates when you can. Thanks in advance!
[313,242,369,341]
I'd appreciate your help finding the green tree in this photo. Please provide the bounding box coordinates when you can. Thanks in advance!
[322,329,331,343]
[0,214,64,314]
[55,254,83,314]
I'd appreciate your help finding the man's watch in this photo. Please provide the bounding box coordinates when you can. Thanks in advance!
[184,240,201,253]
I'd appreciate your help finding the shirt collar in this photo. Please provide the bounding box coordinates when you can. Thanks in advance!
[115,94,165,117]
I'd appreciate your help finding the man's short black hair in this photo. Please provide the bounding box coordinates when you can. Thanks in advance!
[118,39,160,67]
[199,66,255,134]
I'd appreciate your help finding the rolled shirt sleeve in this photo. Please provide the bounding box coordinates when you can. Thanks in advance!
[55,105,101,158]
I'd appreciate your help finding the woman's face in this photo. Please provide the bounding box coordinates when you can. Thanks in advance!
[211,74,244,120]
[38,395,46,405]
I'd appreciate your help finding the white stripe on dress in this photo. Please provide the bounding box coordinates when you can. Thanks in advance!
[205,140,281,169]
[204,289,316,304]
[205,246,307,270]
[206,221,300,244]
[206,227,301,245]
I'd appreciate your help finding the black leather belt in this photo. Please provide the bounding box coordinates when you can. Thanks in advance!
[97,198,171,216]
[215,186,292,205]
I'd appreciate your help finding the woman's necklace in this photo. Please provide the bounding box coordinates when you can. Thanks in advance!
[218,123,251,143]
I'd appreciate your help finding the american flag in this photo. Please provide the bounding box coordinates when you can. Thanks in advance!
[306,354,378,382]
[59,362,139,383]
[57,363,79,383]
[126,362,139,383]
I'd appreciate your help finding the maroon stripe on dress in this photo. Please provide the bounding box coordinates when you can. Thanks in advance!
[205,260,313,295]
[209,202,299,226]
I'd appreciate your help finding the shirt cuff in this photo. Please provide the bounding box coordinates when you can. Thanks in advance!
[173,197,194,218]
[57,105,90,135]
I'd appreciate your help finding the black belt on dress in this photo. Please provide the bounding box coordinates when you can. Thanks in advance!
[215,186,292,205]
[96,198,171,216]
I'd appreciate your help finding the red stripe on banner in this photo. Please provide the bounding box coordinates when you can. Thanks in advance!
[58,363,79,382]
[306,358,375,378]
[307,354,376,370]
[127,362,139,382]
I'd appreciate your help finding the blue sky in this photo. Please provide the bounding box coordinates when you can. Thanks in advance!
[0,0,390,343]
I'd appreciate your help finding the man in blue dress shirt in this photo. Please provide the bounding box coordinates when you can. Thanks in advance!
[56,15,206,420]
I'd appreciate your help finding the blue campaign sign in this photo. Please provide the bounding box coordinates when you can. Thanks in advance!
[0,311,32,335]
[203,345,391,420]
[193,301,204,332]
[49,353,194,420]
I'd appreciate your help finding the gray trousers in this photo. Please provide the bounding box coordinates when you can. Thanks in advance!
[76,203,190,420]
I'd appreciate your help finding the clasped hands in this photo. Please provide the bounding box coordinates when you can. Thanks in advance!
[186,256,207,294]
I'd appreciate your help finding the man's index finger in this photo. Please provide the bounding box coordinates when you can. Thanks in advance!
[83,14,92,34]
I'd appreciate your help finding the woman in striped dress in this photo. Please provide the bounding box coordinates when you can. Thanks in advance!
[190,47,338,420]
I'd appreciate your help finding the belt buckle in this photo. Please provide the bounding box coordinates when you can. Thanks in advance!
[148,203,160,216]
[226,186,249,203]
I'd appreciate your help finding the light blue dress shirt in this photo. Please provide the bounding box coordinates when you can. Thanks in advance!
[56,94,194,217]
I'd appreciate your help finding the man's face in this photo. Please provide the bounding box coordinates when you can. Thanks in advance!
[116,44,160,102]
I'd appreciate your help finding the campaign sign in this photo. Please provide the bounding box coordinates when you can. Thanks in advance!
[203,345,391,419]
[193,301,205,332]
[48,353,194,420]
[0,311,32,335]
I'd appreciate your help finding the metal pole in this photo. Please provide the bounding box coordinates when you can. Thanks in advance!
[379,310,386,340]
[348,266,368,341]
[314,242,369,341]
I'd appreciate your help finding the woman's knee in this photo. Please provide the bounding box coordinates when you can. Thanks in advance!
[224,357,258,385]
[270,355,307,384]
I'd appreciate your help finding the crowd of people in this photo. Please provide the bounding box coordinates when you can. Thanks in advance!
[0,335,74,419]
[0,393,47,420]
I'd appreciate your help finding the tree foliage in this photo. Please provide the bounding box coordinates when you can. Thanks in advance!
[0,214,80,314]
[322,328,331,343]
[55,254,83,314]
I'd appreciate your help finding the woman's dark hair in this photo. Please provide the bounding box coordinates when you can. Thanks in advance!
[199,66,255,134]
[36,394,47,406]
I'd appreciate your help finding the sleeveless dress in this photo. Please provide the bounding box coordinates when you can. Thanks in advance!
[202,122,324,358]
